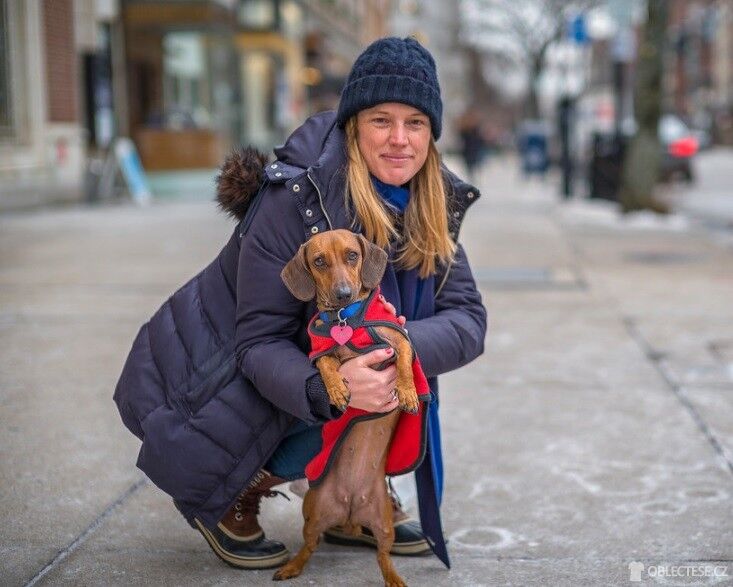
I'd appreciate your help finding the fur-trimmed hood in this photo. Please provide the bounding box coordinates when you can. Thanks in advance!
[215,146,269,221]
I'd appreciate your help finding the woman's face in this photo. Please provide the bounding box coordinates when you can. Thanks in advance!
[356,103,431,186]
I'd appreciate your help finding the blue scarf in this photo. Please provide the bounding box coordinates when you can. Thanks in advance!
[370,176,426,313]
[371,176,410,212]
[370,175,450,568]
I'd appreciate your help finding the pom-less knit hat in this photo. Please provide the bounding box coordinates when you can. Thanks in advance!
[336,37,443,139]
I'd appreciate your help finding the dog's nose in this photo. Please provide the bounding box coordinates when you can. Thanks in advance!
[334,285,352,303]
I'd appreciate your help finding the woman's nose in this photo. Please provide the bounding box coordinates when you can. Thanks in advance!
[389,124,408,146]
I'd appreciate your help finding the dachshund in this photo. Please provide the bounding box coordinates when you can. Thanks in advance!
[275,228,428,587]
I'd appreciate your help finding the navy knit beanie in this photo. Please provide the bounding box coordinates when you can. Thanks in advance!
[336,37,443,139]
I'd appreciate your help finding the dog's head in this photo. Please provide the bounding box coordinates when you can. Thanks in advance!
[281,229,388,310]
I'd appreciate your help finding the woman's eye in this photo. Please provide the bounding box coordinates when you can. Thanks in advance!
[408,119,426,127]
[372,118,389,125]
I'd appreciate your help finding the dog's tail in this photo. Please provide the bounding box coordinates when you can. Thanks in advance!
[215,146,269,221]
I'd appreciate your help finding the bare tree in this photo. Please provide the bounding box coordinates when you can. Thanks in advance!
[461,0,600,118]
[618,0,669,213]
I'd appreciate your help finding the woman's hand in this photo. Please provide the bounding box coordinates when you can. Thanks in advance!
[378,294,407,329]
[338,347,399,412]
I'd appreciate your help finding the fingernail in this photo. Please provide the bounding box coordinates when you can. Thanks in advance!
[386,347,393,355]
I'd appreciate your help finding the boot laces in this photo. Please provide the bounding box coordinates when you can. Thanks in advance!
[234,471,290,519]
[387,478,403,513]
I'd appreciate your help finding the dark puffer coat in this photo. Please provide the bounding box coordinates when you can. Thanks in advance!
[113,111,486,529]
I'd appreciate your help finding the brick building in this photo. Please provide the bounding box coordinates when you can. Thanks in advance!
[0,1,87,209]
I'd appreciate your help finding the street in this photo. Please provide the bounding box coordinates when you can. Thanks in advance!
[1,154,732,586]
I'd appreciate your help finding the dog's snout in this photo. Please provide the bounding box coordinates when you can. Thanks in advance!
[334,284,352,303]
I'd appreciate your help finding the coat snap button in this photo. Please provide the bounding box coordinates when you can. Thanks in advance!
[453,211,460,218]
[293,184,300,192]
[311,226,319,234]
[467,191,475,199]
[271,164,278,169]
[275,172,282,177]
[305,209,313,217]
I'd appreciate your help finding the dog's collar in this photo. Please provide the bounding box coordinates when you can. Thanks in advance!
[318,299,364,325]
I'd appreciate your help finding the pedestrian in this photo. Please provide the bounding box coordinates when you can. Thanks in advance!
[457,106,488,184]
[114,36,487,570]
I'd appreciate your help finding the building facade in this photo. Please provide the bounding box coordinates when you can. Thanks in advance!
[1,1,87,209]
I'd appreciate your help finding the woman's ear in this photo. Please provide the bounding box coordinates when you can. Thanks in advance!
[357,234,388,289]
[281,243,316,301]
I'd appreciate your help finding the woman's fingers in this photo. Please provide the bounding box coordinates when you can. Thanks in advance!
[378,294,407,329]
[336,347,399,412]
[358,346,394,367]
[376,395,399,413]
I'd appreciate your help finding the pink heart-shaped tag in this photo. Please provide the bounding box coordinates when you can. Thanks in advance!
[330,324,353,346]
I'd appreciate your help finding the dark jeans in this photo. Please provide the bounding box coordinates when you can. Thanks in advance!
[264,420,323,481]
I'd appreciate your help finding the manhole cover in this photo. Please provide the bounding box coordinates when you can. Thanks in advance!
[473,267,582,290]
[475,267,551,283]
[623,251,707,264]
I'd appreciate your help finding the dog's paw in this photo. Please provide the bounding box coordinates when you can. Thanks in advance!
[384,574,408,587]
[273,562,300,581]
[396,387,419,415]
[328,383,351,412]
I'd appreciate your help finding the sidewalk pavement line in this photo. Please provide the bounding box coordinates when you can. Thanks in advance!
[623,317,733,477]
[24,477,148,587]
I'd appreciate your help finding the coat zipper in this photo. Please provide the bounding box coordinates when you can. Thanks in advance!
[307,171,333,230]
[436,259,453,296]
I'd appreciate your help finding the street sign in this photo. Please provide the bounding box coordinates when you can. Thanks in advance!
[569,14,590,45]
[114,138,152,205]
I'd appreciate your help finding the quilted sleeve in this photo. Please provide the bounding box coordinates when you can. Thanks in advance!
[405,244,487,378]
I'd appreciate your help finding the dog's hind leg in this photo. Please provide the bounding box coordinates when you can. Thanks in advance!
[366,491,407,587]
[273,489,344,581]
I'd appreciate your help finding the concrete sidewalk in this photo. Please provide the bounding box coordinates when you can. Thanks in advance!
[1,156,732,586]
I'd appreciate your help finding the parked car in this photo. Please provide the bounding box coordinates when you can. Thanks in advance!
[659,114,698,182]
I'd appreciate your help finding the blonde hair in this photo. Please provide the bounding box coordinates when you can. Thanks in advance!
[344,117,456,278]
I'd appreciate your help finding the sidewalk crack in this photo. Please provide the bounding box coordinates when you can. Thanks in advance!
[622,317,733,477]
[24,477,148,587]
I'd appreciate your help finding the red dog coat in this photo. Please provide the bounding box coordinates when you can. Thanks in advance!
[305,287,431,486]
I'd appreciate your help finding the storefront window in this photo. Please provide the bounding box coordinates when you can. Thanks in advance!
[238,0,276,29]
[162,32,211,129]
[0,0,13,136]
[242,51,276,146]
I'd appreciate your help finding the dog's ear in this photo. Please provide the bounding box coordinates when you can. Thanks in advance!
[357,234,388,289]
[281,243,316,301]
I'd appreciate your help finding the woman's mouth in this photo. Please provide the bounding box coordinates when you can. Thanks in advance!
[381,154,412,164]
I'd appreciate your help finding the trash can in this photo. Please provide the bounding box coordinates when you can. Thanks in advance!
[588,132,625,201]
[518,120,549,175]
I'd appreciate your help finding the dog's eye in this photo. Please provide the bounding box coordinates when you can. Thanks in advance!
[347,251,358,262]
[313,257,325,268]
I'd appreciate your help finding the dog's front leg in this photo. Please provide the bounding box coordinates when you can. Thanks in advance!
[393,337,419,414]
[316,355,350,411]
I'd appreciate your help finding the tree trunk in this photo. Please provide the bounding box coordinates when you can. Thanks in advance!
[526,54,543,119]
[619,0,669,213]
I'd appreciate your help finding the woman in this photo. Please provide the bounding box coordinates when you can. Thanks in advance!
[114,37,486,570]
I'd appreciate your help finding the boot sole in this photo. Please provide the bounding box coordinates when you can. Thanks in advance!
[195,519,290,569]
[323,527,432,556]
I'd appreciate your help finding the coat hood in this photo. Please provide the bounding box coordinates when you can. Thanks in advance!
[215,112,338,221]
[215,146,269,221]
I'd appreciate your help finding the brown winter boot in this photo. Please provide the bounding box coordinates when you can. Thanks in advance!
[195,470,290,569]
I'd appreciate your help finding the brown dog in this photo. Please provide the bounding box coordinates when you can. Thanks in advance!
[274,229,421,586]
